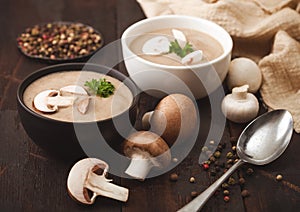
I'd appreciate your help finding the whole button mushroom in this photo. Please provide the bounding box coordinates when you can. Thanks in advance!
[142,94,198,146]
[123,131,171,180]
[227,57,262,93]
[33,89,77,113]
[67,158,129,204]
[221,85,259,123]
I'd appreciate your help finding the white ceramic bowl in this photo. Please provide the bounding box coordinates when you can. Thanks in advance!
[121,15,233,99]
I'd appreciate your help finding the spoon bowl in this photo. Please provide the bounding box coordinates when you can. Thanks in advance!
[178,109,293,212]
[237,109,293,165]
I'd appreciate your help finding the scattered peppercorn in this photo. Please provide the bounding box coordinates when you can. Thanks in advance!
[232,146,236,151]
[241,189,250,197]
[205,160,211,165]
[226,152,234,159]
[191,191,199,198]
[169,173,178,182]
[246,168,254,175]
[224,196,230,202]
[17,22,103,61]
[223,190,230,195]
[227,159,234,164]
[222,183,229,189]
[228,177,236,185]
[209,156,216,163]
[276,174,283,181]
[189,177,196,183]
[214,151,221,158]
[202,163,210,170]
[239,177,246,185]
[201,146,208,152]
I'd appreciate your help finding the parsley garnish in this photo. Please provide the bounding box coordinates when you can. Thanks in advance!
[169,39,194,58]
[84,78,115,98]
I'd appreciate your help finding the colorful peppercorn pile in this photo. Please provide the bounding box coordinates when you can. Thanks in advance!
[17,22,103,61]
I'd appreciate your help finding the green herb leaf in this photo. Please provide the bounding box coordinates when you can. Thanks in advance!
[84,78,115,98]
[169,39,194,58]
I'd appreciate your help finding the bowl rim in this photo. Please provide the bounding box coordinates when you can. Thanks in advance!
[17,63,140,124]
[121,15,233,70]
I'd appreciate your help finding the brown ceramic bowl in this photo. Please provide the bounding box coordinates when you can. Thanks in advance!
[17,63,140,160]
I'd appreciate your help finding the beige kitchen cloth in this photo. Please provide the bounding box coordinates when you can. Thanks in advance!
[259,31,300,133]
[136,0,300,132]
[136,0,300,61]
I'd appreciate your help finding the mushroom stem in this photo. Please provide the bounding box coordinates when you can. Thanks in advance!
[125,154,154,180]
[232,85,249,100]
[142,111,154,130]
[85,170,129,202]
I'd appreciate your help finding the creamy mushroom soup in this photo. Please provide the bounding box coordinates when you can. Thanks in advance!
[130,28,224,66]
[23,71,133,122]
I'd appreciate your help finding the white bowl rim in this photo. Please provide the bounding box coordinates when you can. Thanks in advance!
[121,15,233,70]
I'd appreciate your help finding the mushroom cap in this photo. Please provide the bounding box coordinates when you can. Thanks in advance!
[227,57,262,93]
[123,131,171,167]
[33,89,59,113]
[150,94,197,146]
[67,158,108,205]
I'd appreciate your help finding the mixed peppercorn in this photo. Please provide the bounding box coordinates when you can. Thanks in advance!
[17,22,103,61]
[169,139,256,204]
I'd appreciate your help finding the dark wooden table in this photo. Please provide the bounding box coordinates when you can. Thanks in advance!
[1,0,299,211]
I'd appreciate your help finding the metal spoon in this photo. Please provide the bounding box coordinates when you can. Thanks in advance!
[178,109,293,212]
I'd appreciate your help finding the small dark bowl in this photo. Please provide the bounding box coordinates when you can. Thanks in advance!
[17,63,140,160]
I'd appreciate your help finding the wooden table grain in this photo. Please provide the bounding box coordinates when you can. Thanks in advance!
[1,0,299,211]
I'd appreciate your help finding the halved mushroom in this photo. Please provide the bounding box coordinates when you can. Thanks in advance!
[33,89,76,113]
[33,90,60,113]
[60,85,88,96]
[142,36,170,55]
[67,158,129,204]
[181,50,203,65]
[123,131,171,180]
[172,29,187,48]
[142,94,198,146]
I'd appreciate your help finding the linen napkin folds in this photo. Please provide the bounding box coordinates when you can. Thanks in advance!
[136,0,300,132]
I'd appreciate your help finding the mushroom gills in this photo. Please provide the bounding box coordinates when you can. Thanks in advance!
[142,36,170,55]
[67,158,129,205]
[123,131,171,180]
[33,89,59,113]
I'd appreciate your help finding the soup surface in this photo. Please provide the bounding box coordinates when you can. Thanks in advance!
[23,70,133,122]
[130,28,224,66]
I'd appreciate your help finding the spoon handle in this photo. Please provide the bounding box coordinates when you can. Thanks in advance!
[177,159,244,212]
